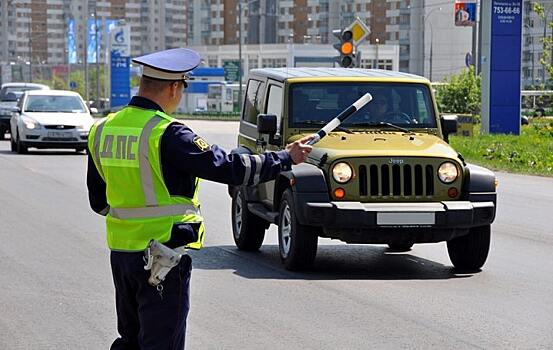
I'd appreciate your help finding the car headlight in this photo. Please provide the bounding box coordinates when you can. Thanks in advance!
[24,119,39,129]
[332,162,353,183]
[437,162,459,183]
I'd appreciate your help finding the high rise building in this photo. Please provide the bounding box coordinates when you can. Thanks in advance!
[0,0,188,68]
[522,0,553,87]
[187,0,474,81]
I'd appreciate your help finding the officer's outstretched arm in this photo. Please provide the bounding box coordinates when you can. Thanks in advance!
[162,125,312,186]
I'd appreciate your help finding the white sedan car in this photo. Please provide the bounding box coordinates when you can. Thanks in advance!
[10,90,95,153]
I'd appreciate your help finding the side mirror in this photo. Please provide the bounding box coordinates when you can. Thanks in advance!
[257,114,277,135]
[12,107,21,114]
[90,107,99,114]
[440,114,458,143]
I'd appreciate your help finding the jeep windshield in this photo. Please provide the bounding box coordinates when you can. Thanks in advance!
[289,82,437,129]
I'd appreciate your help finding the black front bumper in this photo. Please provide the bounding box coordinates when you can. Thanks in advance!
[21,140,88,149]
[299,200,496,244]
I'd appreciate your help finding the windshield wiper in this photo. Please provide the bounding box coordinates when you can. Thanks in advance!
[349,121,415,135]
[297,120,353,134]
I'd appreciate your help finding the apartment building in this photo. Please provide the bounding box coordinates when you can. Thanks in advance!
[187,0,475,81]
[0,0,188,68]
[521,0,553,87]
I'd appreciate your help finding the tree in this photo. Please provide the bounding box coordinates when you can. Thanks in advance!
[34,68,108,102]
[435,66,481,114]
[534,2,553,84]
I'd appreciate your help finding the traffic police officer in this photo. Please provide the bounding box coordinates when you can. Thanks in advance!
[86,48,313,349]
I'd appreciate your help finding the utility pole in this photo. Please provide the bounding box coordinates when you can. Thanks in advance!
[94,7,101,107]
[84,0,89,106]
[543,10,549,84]
[471,0,480,76]
[429,22,434,81]
[238,1,242,111]
[28,20,32,82]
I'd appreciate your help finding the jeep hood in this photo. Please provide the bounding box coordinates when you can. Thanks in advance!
[290,131,459,160]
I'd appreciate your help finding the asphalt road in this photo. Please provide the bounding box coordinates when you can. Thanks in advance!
[0,120,551,349]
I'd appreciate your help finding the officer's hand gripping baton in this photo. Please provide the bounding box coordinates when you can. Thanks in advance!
[306,93,372,146]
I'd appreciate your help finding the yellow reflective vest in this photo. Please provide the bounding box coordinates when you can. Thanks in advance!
[88,107,204,251]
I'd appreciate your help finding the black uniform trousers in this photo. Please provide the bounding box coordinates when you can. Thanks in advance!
[110,251,192,350]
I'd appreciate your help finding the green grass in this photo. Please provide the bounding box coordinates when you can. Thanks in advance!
[450,118,553,177]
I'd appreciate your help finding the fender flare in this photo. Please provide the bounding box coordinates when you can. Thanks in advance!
[463,163,496,193]
[274,163,330,223]
[462,163,497,221]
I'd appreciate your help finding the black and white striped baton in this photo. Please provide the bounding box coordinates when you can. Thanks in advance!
[305,92,373,145]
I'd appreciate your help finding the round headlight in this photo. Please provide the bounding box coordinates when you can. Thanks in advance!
[24,120,38,129]
[438,162,459,183]
[332,162,353,183]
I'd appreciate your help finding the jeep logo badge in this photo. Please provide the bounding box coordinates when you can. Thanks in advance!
[389,158,404,164]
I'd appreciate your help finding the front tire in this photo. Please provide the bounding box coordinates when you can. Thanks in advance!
[10,135,16,152]
[278,189,318,271]
[16,131,27,154]
[231,188,266,251]
[447,225,491,271]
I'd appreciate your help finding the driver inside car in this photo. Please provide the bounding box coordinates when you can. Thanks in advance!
[350,92,414,125]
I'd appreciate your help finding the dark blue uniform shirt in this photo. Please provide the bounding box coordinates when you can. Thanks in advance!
[87,96,292,246]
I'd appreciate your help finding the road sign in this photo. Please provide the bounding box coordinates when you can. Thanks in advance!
[110,24,131,108]
[345,18,370,46]
[223,61,240,82]
[455,0,477,27]
[69,81,77,89]
[465,52,473,67]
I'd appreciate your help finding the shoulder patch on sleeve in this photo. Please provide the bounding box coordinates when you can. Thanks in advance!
[193,136,211,152]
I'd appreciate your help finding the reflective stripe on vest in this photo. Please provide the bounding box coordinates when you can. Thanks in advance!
[139,116,162,206]
[109,203,201,219]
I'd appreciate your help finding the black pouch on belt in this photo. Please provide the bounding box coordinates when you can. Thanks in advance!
[166,223,200,248]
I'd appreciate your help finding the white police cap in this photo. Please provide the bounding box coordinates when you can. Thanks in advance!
[132,48,201,81]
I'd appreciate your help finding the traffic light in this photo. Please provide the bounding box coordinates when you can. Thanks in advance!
[333,29,355,68]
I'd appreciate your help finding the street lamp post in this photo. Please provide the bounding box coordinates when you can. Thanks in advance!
[422,7,441,79]
[238,0,260,111]
[525,24,536,86]
[375,38,380,69]
[238,1,243,110]
[542,8,553,84]
[92,9,101,107]
[429,21,434,81]
[28,21,32,82]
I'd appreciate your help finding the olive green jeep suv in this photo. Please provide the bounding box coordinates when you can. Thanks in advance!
[229,68,496,271]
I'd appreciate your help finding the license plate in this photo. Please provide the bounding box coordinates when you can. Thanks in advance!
[377,212,435,225]
[47,131,72,138]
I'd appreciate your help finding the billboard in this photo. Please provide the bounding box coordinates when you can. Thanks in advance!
[481,0,522,134]
[86,19,120,63]
[67,18,77,64]
[110,24,131,108]
[455,0,477,26]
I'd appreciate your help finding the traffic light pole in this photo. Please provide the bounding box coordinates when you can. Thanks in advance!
[333,29,355,68]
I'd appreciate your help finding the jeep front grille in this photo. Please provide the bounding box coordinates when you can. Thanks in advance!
[358,163,434,198]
